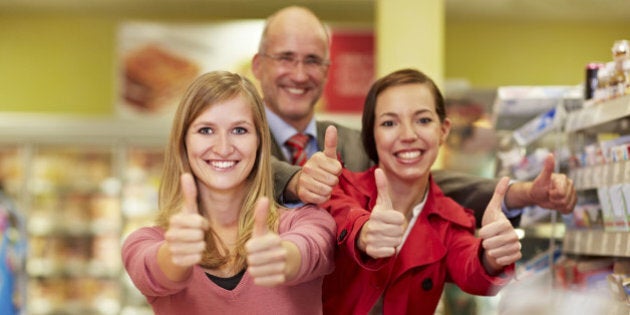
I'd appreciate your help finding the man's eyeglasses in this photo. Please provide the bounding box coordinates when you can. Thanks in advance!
[260,53,330,72]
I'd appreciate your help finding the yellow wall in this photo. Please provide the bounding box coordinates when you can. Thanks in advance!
[0,15,117,114]
[445,19,630,87]
[1,13,629,114]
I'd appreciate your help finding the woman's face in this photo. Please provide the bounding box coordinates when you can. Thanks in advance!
[374,83,450,184]
[185,95,259,194]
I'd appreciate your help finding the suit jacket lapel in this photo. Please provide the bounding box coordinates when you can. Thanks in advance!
[270,133,289,163]
[315,121,326,151]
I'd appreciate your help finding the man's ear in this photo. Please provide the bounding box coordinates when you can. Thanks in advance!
[252,53,262,80]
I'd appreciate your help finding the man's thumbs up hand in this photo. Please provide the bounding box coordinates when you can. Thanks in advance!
[296,125,343,204]
[529,153,576,214]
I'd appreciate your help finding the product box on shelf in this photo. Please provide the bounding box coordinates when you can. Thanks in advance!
[492,85,581,131]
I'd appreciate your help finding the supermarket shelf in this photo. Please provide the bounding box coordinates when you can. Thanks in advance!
[563,229,630,257]
[521,222,565,239]
[565,94,630,133]
[27,258,121,278]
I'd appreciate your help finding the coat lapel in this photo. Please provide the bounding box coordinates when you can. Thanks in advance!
[392,191,447,280]
[390,179,476,281]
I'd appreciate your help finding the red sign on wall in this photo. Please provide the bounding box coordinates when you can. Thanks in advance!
[323,30,375,113]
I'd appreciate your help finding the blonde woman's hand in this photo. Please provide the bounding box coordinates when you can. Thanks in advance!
[246,197,294,287]
[164,173,209,267]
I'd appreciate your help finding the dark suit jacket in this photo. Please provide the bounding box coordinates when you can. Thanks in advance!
[270,120,518,228]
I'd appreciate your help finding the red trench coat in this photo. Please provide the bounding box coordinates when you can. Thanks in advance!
[322,167,514,315]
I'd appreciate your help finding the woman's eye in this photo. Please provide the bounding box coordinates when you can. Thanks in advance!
[199,127,213,134]
[380,121,394,127]
[233,126,248,135]
[418,117,432,124]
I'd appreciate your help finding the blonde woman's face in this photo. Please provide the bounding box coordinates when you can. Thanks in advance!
[185,95,259,194]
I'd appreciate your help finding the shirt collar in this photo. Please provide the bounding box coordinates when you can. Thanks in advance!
[265,106,318,145]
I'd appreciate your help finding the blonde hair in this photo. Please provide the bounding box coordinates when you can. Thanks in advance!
[157,70,279,271]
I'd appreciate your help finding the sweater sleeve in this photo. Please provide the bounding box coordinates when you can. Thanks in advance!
[121,227,193,297]
[279,205,336,286]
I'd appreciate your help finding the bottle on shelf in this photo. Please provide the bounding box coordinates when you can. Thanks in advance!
[610,40,629,98]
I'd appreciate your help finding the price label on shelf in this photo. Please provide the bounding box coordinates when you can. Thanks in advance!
[573,231,581,253]
[614,232,623,255]
[585,231,594,254]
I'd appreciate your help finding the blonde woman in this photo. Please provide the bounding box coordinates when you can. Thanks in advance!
[122,71,335,315]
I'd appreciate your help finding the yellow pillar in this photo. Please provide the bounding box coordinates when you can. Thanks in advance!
[375,0,445,169]
[375,0,444,87]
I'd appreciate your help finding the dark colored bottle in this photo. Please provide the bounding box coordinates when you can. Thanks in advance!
[585,63,603,100]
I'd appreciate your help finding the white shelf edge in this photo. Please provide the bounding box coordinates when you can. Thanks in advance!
[565,94,630,133]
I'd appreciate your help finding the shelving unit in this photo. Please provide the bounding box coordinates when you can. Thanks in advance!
[494,88,630,313]
[563,229,630,257]
[490,87,587,306]
[563,94,630,257]
[565,94,630,133]
[0,113,169,315]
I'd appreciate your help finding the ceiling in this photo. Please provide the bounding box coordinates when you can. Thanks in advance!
[446,0,630,22]
[1,0,630,22]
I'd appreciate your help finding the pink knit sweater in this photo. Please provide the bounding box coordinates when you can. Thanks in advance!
[122,204,335,315]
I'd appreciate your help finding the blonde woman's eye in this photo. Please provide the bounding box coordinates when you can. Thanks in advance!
[233,127,248,135]
[199,127,213,134]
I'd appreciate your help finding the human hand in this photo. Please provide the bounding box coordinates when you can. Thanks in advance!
[528,153,576,214]
[246,197,288,287]
[295,125,342,204]
[358,168,406,259]
[479,177,522,275]
[164,173,209,267]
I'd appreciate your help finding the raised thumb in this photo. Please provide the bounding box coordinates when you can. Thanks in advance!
[323,125,338,159]
[374,168,393,211]
[252,197,270,237]
[181,173,199,214]
[535,153,555,187]
[482,176,510,226]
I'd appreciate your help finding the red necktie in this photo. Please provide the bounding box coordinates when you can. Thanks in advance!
[285,133,310,166]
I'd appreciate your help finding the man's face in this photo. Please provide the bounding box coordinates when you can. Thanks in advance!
[253,19,329,129]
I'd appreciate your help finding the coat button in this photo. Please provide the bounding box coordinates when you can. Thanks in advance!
[338,229,347,242]
[422,278,433,291]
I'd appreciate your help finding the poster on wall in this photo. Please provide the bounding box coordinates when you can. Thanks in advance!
[323,28,374,113]
[116,21,264,118]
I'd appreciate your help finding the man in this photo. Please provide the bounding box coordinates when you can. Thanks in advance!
[252,6,575,226]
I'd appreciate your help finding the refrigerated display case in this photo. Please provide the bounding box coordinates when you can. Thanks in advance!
[0,113,169,315]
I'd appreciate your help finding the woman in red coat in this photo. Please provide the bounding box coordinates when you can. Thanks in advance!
[322,68,522,314]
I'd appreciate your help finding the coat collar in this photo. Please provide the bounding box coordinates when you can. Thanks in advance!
[352,166,478,278]
[359,166,476,230]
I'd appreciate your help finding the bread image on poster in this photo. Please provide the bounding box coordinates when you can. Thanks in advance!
[123,44,200,113]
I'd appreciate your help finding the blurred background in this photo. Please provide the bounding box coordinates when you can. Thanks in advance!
[1,0,630,314]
